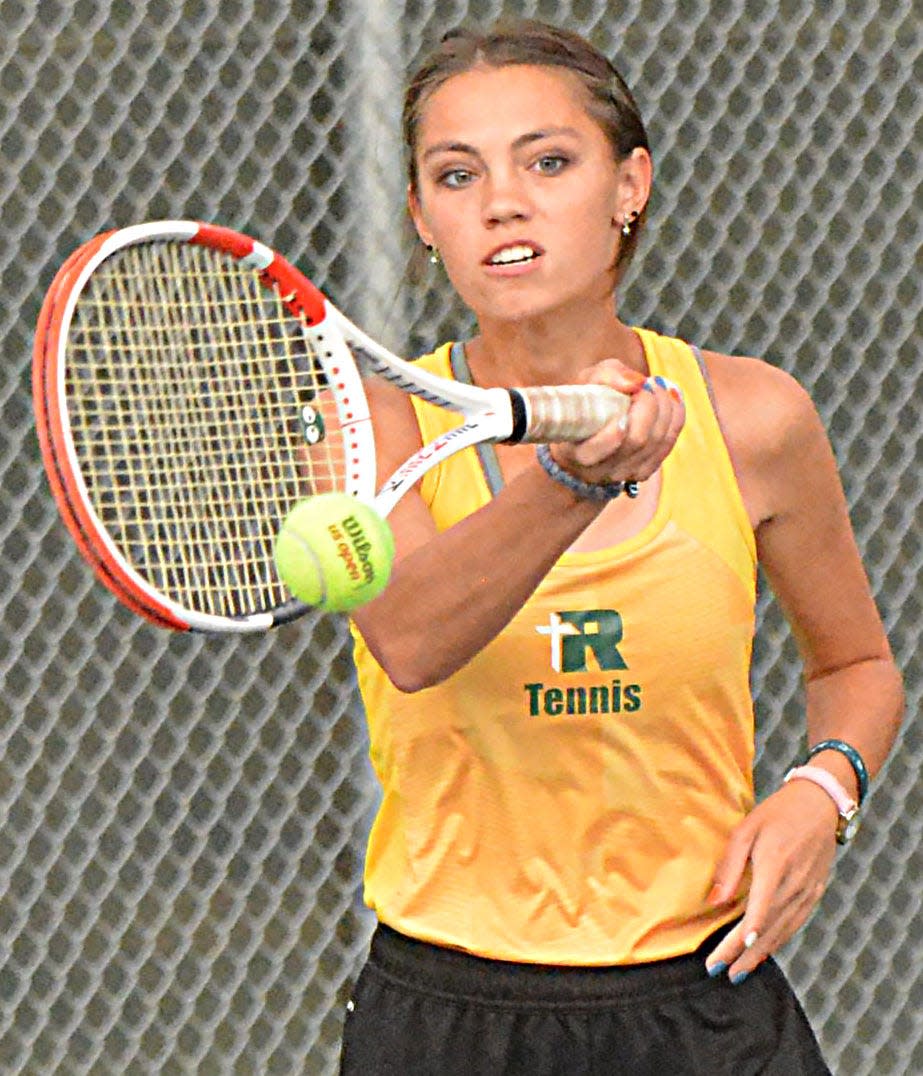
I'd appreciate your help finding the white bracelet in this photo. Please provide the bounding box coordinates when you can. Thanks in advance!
[783,765,856,814]
[784,764,861,845]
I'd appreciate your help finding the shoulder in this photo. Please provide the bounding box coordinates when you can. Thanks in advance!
[699,349,831,526]
[702,348,823,455]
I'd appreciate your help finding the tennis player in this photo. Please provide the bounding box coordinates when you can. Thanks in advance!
[339,19,904,1074]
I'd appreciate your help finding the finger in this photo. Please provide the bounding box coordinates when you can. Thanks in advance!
[723,884,818,984]
[617,381,684,475]
[663,383,686,442]
[632,408,676,475]
[564,390,651,468]
[566,415,631,469]
[616,381,675,454]
[576,359,648,395]
[709,856,817,982]
[704,919,759,982]
[734,856,830,968]
[702,828,756,972]
[556,375,683,476]
[577,367,683,403]
[705,846,775,975]
[732,846,781,954]
[642,374,683,401]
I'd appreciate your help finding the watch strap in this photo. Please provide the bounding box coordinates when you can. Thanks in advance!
[806,739,869,805]
[784,764,860,844]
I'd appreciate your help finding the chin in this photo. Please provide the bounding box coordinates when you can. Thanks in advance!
[460,282,548,319]
[476,290,585,326]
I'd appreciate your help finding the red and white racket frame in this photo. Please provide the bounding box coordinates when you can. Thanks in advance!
[33,221,377,632]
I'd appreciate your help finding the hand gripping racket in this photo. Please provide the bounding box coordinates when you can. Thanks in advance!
[33,221,631,633]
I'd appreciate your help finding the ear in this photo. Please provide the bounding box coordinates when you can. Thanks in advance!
[614,147,653,224]
[407,183,434,248]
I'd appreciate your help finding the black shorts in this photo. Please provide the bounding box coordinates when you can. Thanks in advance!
[339,922,832,1075]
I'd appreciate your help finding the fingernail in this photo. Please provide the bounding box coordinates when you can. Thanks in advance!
[706,961,728,978]
[744,930,759,949]
[731,971,750,986]
[618,414,629,431]
[669,387,683,403]
[707,884,725,905]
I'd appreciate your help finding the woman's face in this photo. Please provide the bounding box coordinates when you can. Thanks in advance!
[409,63,647,325]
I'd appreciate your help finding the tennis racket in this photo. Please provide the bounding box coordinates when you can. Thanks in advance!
[33,220,632,633]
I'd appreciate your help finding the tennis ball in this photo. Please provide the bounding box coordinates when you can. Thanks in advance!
[274,493,395,613]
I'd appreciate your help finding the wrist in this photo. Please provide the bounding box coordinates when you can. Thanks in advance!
[535,444,639,502]
[803,749,860,803]
[806,739,869,805]
[784,764,861,845]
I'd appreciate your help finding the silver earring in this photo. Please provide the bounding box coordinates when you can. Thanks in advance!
[427,244,441,265]
[621,210,639,238]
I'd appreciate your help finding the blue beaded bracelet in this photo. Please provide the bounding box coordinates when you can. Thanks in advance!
[806,739,869,805]
[535,444,639,501]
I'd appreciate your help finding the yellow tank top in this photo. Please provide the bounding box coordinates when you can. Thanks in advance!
[352,327,757,965]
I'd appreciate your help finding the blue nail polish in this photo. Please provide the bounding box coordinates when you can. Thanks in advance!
[706,961,728,978]
[731,970,749,985]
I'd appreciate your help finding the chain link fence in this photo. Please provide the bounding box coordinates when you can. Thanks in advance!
[2,1,920,1072]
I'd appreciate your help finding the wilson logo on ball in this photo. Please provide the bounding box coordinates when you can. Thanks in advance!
[329,515,378,586]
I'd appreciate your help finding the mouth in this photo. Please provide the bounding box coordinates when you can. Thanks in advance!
[484,242,544,267]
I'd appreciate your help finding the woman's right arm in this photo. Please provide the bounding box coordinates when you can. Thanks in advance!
[351,363,683,692]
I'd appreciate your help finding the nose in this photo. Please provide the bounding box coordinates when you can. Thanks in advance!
[481,166,533,226]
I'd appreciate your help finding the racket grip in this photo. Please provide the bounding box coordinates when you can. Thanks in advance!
[515,385,631,443]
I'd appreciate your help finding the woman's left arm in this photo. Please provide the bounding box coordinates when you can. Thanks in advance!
[702,355,904,982]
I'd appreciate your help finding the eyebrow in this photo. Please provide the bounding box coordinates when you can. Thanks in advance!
[421,126,582,159]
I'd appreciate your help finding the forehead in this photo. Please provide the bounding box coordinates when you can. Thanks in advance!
[416,63,600,148]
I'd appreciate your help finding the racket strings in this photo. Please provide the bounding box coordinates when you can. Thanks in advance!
[66,241,348,618]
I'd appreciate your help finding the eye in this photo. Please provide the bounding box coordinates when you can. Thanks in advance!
[532,153,570,176]
[437,167,476,189]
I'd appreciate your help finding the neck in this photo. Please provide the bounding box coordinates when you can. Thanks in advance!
[463,305,646,388]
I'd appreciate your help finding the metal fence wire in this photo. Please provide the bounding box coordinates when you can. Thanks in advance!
[2,1,921,1072]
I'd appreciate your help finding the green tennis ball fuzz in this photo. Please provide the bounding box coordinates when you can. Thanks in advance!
[274,493,395,613]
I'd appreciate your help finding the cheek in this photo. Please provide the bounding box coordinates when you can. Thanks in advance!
[558,196,621,265]
[424,205,482,273]
[427,197,478,247]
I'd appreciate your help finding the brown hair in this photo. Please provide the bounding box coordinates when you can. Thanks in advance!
[403,19,652,273]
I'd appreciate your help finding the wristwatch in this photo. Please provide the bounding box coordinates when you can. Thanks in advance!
[784,764,861,845]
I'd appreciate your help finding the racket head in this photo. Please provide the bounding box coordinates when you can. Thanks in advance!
[33,221,377,632]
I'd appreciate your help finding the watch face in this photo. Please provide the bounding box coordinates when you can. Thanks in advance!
[838,812,861,844]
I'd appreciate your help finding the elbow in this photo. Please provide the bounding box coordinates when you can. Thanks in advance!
[359,628,455,694]
[388,666,442,695]
[380,652,452,695]
[387,639,460,693]
[891,661,907,725]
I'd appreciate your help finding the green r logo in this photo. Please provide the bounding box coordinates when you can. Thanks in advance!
[536,610,628,673]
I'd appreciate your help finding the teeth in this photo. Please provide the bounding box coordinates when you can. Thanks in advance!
[490,244,537,265]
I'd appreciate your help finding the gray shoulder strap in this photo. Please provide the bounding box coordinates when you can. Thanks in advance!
[690,344,719,414]
[449,341,505,497]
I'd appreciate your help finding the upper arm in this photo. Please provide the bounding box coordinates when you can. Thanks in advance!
[705,351,891,678]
